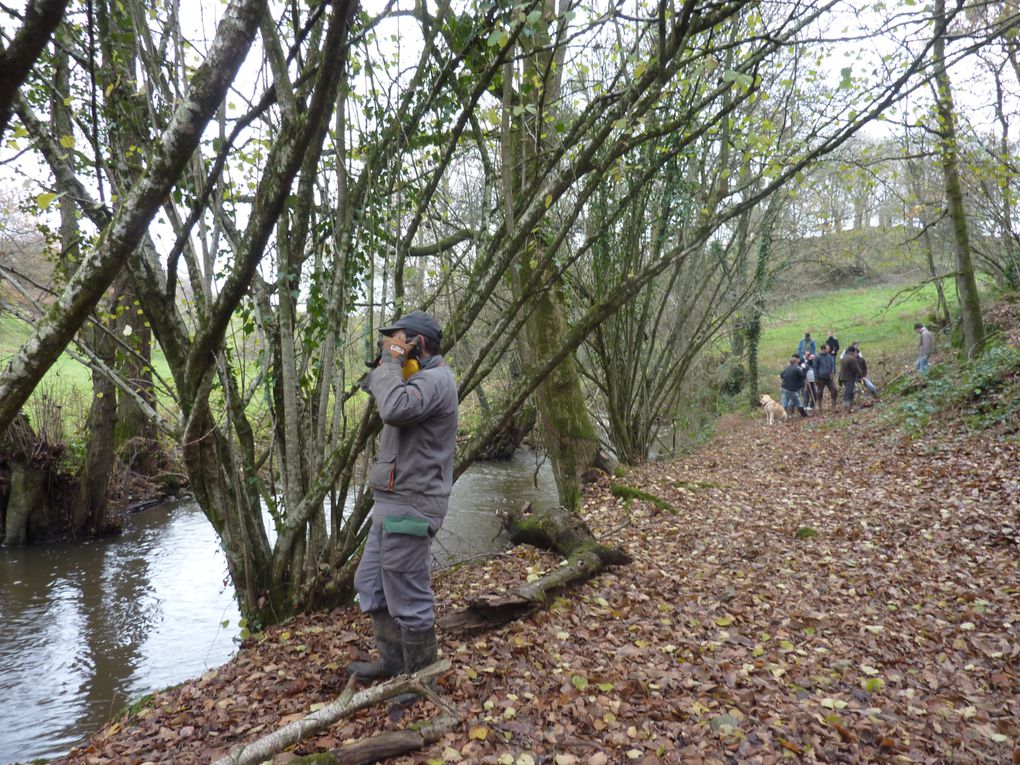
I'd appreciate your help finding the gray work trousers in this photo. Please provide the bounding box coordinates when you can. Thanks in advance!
[354,497,445,632]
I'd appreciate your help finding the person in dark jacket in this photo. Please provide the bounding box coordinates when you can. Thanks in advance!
[839,346,863,412]
[815,344,838,411]
[349,311,458,697]
[779,356,809,417]
[825,332,839,358]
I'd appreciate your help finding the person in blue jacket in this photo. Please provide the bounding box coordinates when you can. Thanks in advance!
[796,332,816,360]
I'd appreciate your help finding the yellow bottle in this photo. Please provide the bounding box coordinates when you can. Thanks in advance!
[402,357,421,381]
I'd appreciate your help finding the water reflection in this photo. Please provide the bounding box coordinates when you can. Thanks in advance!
[440,450,558,564]
[0,453,556,764]
[0,504,239,764]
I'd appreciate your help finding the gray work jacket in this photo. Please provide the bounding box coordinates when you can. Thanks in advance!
[367,354,458,515]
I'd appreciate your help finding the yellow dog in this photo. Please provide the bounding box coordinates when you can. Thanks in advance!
[760,394,788,425]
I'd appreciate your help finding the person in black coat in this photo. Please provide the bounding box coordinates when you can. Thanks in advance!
[779,356,809,417]
[815,344,838,411]
[851,343,879,399]
[825,332,840,358]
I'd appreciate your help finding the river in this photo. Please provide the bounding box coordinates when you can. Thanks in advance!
[0,452,557,764]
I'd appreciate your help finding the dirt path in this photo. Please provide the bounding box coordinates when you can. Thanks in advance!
[55,405,1019,764]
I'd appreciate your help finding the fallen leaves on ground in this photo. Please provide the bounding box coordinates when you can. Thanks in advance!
[54,403,1019,765]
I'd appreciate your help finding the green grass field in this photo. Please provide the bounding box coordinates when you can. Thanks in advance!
[756,280,956,382]
[0,277,976,437]
[0,312,94,388]
[0,310,179,435]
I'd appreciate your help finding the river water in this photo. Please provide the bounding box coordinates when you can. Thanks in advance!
[0,453,557,764]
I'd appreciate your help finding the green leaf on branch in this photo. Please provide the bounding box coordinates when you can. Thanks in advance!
[723,69,753,89]
[36,192,60,209]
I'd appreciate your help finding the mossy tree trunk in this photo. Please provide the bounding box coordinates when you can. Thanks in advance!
[746,194,781,406]
[100,0,162,478]
[520,250,599,511]
[505,1,598,511]
[933,0,984,357]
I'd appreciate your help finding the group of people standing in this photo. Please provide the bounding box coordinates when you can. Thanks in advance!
[779,331,878,417]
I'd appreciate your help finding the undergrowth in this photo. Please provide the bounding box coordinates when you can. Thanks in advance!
[886,343,1020,435]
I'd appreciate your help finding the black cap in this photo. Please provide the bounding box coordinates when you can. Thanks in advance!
[379,310,442,344]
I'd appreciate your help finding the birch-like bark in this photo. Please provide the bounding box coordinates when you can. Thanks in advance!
[212,661,452,765]
[0,0,268,437]
[0,0,69,139]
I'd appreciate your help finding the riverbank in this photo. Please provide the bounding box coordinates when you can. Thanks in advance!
[47,389,1018,764]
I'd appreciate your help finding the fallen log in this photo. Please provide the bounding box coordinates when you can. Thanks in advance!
[211,659,452,765]
[439,503,631,632]
[328,712,459,764]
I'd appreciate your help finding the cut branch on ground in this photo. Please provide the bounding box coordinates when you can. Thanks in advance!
[211,659,452,765]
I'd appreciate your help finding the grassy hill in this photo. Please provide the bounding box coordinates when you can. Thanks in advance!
[755,279,960,390]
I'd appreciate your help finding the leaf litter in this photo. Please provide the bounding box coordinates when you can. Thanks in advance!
[53,403,1018,764]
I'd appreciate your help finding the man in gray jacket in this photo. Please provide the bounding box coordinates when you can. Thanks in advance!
[349,311,458,696]
[915,322,934,374]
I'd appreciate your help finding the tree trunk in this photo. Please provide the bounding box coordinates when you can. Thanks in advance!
[3,462,46,544]
[905,156,950,325]
[934,0,984,357]
[74,323,118,535]
[521,249,599,510]
[507,1,599,511]
[0,0,69,140]
[114,274,160,476]
[48,30,117,537]
[98,0,163,478]
[183,398,278,622]
[0,413,73,543]
[746,194,781,406]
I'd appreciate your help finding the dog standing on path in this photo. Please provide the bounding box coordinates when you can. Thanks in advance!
[760,394,788,426]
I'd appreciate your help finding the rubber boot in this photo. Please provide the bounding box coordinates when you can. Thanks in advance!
[348,610,403,682]
[798,406,808,417]
[391,625,439,707]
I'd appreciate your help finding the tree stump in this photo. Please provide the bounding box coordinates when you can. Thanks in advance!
[0,411,72,544]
